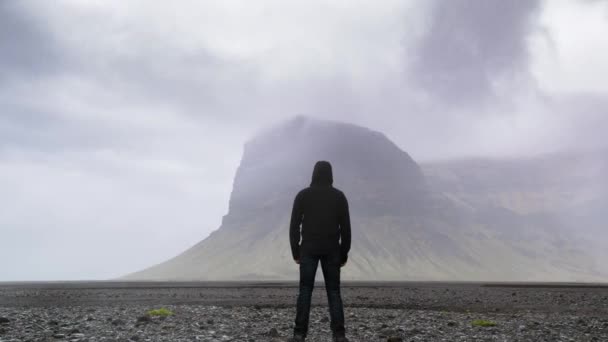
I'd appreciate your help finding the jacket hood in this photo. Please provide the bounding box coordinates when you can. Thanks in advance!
[310,160,333,186]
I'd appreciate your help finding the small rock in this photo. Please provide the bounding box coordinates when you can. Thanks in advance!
[268,327,279,337]
[0,317,9,324]
[379,328,399,338]
[321,316,329,323]
[387,337,404,342]
[130,335,140,341]
[136,315,151,324]
[112,319,126,326]
[405,328,422,336]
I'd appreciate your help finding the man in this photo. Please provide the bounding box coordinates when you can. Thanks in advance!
[289,160,351,342]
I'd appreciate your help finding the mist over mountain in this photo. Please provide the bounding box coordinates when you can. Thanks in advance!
[423,151,608,269]
[125,117,606,281]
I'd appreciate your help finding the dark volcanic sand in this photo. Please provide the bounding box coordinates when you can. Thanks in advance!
[1,281,608,341]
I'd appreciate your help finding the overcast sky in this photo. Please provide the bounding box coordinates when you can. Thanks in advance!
[1,0,607,281]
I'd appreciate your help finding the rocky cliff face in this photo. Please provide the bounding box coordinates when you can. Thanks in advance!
[125,117,605,281]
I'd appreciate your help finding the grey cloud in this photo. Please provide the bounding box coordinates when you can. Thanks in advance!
[74,43,259,119]
[545,93,608,151]
[408,0,541,107]
[0,2,63,80]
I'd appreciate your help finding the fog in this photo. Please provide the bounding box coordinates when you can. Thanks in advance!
[1,0,607,281]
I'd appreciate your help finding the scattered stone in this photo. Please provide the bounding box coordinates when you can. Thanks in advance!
[111,319,126,326]
[0,317,9,324]
[136,315,151,324]
[162,323,176,330]
[267,327,279,337]
[405,328,422,336]
[1,285,608,341]
[379,328,399,338]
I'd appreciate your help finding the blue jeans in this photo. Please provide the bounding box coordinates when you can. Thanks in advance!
[294,251,345,338]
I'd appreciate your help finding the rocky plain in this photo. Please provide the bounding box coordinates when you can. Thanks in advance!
[1,281,608,342]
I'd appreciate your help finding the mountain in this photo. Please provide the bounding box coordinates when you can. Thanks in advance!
[422,151,608,274]
[124,117,607,281]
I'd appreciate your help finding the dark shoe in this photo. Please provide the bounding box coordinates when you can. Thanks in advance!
[333,336,349,342]
[288,334,305,342]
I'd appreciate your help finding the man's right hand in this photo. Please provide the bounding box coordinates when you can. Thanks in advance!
[340,261,346,267]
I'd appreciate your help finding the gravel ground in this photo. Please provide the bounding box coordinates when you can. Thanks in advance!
[1,282,608,341]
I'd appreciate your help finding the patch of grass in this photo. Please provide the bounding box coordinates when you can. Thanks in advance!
[146,308,174,317]
[471,319,497,327]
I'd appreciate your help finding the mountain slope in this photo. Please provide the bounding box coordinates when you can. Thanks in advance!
[124,117,605,281]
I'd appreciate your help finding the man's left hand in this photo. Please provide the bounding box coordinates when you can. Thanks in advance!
[294,258,300,264]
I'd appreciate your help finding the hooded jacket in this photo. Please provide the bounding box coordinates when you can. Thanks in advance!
[289,161,351,262]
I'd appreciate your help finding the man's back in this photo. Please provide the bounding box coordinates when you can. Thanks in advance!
[289,160,351,342]
[289,161,351,262]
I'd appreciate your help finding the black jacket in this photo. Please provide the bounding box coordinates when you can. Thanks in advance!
[289,161,351,263]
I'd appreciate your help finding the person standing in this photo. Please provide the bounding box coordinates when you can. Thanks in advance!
[289,161,351,342]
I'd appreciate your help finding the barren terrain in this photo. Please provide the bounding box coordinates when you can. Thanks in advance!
[1,281,607,341]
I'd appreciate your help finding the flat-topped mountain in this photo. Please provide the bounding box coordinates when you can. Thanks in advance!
[124,117,605,281]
